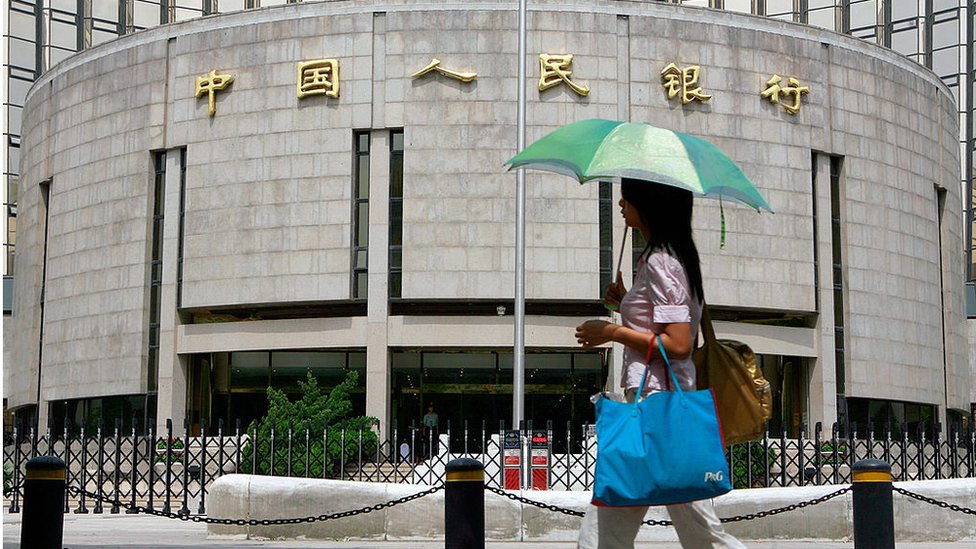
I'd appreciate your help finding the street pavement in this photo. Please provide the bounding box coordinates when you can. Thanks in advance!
[2,512,974,549]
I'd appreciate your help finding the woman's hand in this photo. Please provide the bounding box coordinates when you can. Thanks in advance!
[602,272,627,310]
[575,320,618,349]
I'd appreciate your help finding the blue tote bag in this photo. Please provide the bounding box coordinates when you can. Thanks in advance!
[592,337,732,506]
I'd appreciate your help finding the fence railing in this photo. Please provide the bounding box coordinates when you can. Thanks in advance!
[4,418,974,516]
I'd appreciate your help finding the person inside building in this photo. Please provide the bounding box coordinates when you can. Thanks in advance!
[573,179,746,549]
[421,403,439,459]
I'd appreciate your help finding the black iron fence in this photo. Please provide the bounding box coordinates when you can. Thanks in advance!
[4,417,974,516]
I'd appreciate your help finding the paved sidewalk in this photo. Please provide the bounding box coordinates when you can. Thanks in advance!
[3,512,974,549]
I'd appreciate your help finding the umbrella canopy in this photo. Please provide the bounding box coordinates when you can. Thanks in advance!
[505,118,772,213]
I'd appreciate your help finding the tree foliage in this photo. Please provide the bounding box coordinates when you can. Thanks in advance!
[730,441,778,488]
[240,371,378,477]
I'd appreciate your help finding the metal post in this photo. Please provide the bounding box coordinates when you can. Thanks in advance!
[126,424,138,514]
[199,418,208,515]
[852,459,894,549]
[179,420,191,516]
[444,458,485,549]
[74,425,89,514]
[163,418,173,514]
[94,418,104,514]
[814,421,823,485]
[62,419,70,513]
[10,424,21,513]
[217,419,226,483]
[21,456,66,549]
[322,422,329,479]
[513,0,527,430]
[270,420,277,476]
[304,420,311,477]
[111,418,121,514]
[251,421,259,475]
[147,421,156,511]
[287,420,294,477]
[523,419,531,490]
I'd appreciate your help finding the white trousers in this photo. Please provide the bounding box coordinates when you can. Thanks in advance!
[576,499,747,549]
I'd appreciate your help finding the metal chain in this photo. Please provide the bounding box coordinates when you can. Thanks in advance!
[65,483,443,525]
[488,485,851,526]
[46,483,976,529]
[485,485,584,517]
[719,486,851,523]
[893,486,976,516]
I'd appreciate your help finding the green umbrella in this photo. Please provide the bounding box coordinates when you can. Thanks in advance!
[505,118,772,213]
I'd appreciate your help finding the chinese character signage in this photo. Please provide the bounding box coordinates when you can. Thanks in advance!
[297,59,340,99]
[412,58,477,83]
[761,75,810,114]
[539,54,590,96]
[661,63,711,104]
[194,70,234,117]
[191,55,811,118]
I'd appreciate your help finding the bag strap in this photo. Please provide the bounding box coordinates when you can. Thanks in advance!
[635,335,683,407]
[700,302,717,345]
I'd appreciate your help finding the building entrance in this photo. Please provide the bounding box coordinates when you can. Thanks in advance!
[391,349,606,453]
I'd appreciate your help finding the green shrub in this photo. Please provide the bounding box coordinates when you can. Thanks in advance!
[730,441,778,488]
[818,440,848,465]
[240,371,378,477]
[154,437,185,463]
[3,462,13,496]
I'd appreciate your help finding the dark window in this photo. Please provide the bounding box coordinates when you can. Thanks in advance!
[829,156,846,405]
[598,181,613,294]
[631,229,647,281]
[390,129,404,298]
[353,131,370,298]
[148,152,166,395]
[846,397,937,441]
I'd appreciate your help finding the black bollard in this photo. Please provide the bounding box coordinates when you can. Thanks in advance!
[20,455,66,549]
[852,458,894,549]
[445,457,485,549]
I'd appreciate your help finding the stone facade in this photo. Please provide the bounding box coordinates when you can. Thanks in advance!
[5,1,968,432]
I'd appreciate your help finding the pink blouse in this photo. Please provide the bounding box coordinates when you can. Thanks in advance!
[619,250,702,392]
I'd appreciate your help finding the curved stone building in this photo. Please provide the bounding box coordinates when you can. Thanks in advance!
[6,1,969,440]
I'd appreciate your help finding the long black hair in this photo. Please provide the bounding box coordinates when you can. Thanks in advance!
[621,178,704,302]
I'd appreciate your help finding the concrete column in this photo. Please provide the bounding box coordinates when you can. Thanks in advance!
[366,131,391,439]
[809,153,838,429]
[371,13,386,130]
[156,149,187,433]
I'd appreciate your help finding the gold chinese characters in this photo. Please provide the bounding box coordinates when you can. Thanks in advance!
[761,75,810,114]
[412,58,477,83]
[297,59,340,99]
[539,54,589,96]
[661,63,711,104]
[194,70,234,117]
[191,58,812,117]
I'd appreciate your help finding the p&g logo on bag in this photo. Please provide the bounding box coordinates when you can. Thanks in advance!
[704,471,725,483]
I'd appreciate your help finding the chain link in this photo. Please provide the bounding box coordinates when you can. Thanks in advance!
[48,482,974,530]
[893,486,976,516]
[486,485,852,526]
[485,485,585,517]
[65,483,443,525]
[719,486,851,523]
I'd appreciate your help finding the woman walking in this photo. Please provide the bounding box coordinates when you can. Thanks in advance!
[574,179,745,549]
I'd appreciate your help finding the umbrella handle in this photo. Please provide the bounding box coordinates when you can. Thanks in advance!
[604,228,630,315]
[613,227,629,279]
